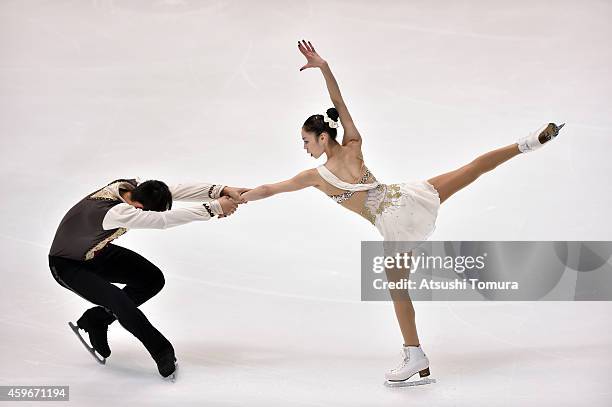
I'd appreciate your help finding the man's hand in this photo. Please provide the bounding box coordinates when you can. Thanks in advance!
[221,186,251,204]
[217,196,238,218]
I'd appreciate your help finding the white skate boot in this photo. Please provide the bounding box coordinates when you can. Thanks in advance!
[517,122,565,153]
[384,345,436,387]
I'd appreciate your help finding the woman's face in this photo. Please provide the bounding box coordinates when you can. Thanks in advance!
[301,128,325,159]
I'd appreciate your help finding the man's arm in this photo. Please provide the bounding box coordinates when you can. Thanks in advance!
[102,200,232,230]
[168,183,225,202]
[169,183,249,203]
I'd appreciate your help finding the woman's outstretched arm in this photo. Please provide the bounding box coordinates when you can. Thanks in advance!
[298,40,362,147]
[240,169,319,202]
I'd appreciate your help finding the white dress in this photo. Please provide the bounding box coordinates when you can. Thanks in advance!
[316,165,441,242]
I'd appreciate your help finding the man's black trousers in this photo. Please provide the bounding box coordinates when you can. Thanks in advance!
[49,244,173,359]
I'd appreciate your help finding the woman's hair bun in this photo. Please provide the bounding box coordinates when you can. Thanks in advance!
[303,107,340,140]
[326,107,339,122]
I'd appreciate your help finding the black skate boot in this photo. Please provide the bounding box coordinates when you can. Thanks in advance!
[153,348,178,381]
[75,312,112,358]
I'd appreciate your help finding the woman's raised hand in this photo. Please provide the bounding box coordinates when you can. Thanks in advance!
[298,40,326,71]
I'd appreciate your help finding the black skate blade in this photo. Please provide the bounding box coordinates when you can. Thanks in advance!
[68,322,106,365]
[384,377,436,388]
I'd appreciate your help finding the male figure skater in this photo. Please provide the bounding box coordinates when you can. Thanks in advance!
[48,177,247,380]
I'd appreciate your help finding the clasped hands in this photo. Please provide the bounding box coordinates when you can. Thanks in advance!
[216,186,250,218]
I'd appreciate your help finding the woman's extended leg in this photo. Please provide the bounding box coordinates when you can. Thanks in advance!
[427,143,521,204]
[427,123,564,204]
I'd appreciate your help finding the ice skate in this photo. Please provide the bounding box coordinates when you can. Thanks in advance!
[77,312,111,353]
[517,122,565,153]
[154,348,178,382]
[384,345,436,388]
[163,363,178,383]
[68,322,107,365]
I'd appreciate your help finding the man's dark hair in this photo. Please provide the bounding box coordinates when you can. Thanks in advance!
[130,180,172,211]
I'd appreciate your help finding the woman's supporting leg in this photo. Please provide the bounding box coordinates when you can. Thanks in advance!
[391,297,419,346]
[427,143,521,204]
[385,249,420,346]
[383,249,434,384]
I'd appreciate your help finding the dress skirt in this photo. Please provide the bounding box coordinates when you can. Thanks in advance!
[373,180,441,242]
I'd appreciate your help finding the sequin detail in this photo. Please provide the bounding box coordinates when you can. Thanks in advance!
[329,168,372,203]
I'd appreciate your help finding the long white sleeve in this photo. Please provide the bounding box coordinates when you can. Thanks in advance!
[169,182,225,201]
[102,202,222,230]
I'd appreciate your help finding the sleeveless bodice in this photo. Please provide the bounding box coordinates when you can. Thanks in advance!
[315,165,441,242]
[316,165,404,225]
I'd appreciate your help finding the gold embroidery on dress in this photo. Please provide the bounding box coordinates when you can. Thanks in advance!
[361,184,404,225]
[85,228,127,260]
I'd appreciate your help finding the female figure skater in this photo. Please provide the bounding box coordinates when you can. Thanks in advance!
[240,40,565,386]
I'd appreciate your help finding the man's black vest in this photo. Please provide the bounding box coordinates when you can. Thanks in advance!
[49,179,138,261]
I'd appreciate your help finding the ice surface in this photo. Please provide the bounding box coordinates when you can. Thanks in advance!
[1,0,611,405]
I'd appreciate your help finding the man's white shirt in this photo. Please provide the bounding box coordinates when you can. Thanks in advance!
[101,180,226,230]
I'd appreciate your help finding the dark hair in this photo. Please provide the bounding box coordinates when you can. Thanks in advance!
[303,107,340,140]
[131,180,172,211]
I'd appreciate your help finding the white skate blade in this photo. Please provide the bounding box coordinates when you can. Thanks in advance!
[162,362,178,383]
[385,376,436,388]
[68,322,106,365]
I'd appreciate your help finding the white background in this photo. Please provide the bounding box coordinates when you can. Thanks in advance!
[1,0,611,405]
